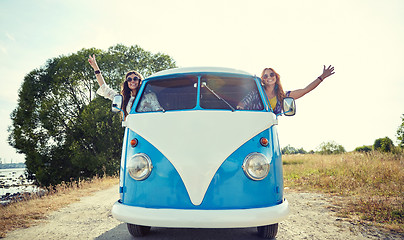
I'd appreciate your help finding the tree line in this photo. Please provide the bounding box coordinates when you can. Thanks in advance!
[282,118,404,155]
[281,141,346,155]
[8,44,176,186]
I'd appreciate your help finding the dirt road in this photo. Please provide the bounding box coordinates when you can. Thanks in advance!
[4,185,401,240]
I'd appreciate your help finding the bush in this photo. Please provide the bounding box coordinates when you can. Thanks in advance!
[282,145,307,154]
[397,114,404,148]
[317,141,345,155]
[354,145,372,153]
[373,137,394,152]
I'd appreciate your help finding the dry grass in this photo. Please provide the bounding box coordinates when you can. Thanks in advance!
[0,175,118,237]
[283,152,404,233]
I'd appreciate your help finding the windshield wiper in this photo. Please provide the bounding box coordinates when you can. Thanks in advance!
[202,82,235,112]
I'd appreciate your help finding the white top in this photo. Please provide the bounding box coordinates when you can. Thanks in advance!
[137,91,164,112]
[96,84,135,114]
[96,84,163,114]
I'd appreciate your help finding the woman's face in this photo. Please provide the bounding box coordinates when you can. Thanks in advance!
[126,73,141,91]
[262,69,277,86]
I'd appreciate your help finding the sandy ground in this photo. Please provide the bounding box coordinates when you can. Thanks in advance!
[4,185,402,240]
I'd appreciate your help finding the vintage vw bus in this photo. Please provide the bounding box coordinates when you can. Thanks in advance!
[111,67,295,239]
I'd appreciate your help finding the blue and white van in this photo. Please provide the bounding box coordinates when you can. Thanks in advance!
[111,67,295,239]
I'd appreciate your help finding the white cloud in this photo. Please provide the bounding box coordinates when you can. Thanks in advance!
[5,32,15,41]
[0,45,6,54]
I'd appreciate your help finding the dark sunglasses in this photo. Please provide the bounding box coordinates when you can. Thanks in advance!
[262,73,275,79]
[126,76,141,82]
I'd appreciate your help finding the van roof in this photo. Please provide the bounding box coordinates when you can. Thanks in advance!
[147,67,253,79]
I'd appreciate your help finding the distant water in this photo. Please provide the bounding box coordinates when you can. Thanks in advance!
[0,168,41,205]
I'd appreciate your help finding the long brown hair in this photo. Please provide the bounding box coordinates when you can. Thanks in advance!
[261,68,286,103]
[121,70,143,116]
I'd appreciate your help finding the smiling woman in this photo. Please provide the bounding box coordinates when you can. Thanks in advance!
[237,66,335,115]
[88,54,143,117]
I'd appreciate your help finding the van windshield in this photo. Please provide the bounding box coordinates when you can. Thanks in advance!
[136,76,198,112]
[200,75,263,111]
[135,74,264,113]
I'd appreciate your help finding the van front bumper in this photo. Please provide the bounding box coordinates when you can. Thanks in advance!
[111,199,289,228]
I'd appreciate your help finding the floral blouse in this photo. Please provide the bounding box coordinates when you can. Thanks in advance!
[240,90,291,115]
[96,84,134,114]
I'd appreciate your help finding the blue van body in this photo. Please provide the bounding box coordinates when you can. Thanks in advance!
[111,67,291,238]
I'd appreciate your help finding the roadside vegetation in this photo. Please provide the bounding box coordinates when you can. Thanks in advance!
[7,44,176,187]
[283,151,404,233]
[282,116,404,234]
[0,175,118,237]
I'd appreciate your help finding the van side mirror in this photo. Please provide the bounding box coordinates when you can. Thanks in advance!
[112,95,124,113]
[282,97,296,116]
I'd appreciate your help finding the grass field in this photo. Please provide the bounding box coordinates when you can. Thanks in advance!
[283,152,404,233]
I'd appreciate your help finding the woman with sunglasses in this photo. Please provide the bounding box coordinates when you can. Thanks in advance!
[237,65,335,114]
[88,54,144,117]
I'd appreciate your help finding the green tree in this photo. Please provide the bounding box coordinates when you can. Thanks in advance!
[354,145,372,153]
[281,145,297,154]
[317,141,345,155]
[397,114,404,148]
[373,137,394,152]
[282,144,307,154]
[297,147,307,154]
[8,44,176,186]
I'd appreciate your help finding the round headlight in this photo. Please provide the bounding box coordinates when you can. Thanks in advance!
[128,153,153,181]
[242,153,270,181]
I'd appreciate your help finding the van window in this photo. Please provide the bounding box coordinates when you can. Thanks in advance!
[200,75,264,110]
[136,76,198,112]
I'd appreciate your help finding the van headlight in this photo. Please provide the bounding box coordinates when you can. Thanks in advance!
[242,153,270,181]
[128,153,153,181]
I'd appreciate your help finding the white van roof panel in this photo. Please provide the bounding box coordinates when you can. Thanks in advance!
[147,67,253,79]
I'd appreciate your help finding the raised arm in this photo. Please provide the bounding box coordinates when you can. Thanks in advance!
[288,65,335,100]
[88,54,106,87]
[88,54,118,101]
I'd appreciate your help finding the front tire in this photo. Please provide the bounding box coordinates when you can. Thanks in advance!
[127,223,151,237]
[257,223,278,239]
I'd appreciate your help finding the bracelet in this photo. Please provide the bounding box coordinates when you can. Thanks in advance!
[318,76,323,81]
[94,70,101,75]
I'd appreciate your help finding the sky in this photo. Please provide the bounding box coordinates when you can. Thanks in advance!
[0,0,403,163]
